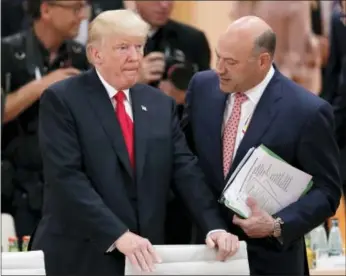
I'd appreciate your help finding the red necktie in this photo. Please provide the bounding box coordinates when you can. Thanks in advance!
[114,91,134,168]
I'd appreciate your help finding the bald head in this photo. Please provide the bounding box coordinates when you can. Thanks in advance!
[215,16,275,94]
[224,16,276,58]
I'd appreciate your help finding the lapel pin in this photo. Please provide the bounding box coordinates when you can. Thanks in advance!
[141,105,147,111]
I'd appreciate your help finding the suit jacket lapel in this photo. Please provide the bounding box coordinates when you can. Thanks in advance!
[206,85,228,188]
[226,71,283,180]
[84,69,133,179]
[130,85,149,183]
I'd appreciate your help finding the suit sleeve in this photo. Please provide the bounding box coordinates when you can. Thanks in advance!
[181,74,196,153]
[170,98,228,236]
[276,102,342,247]
[39,88,128,252]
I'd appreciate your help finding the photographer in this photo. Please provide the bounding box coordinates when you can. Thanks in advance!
[1,0,89,246]
[134,1,211,245]
[135,1,211,119]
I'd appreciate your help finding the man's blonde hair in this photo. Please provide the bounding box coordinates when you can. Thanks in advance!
[86,9,150,63]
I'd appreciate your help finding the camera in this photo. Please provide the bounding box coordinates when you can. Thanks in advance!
[161,45,198,91]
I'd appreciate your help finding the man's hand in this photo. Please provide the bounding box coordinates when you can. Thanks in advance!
[158,79,185,96]
[158,80,175,97]
[138,52,165,84]
[115,231,161,272]
[233,197,275,238]
[205,231,240,261]
[38,67,81,96]
[2,67,81,123]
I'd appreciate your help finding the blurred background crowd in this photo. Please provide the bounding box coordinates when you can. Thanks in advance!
[1,0,345,252]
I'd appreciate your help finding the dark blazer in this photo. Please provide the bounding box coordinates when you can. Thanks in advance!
[31,68,227,276]
[321,10,346,182]
[184,69,342,275]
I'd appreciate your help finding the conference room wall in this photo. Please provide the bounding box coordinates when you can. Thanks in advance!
[171,1,233,69]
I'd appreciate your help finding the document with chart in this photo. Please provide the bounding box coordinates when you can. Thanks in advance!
[220,145,313,218]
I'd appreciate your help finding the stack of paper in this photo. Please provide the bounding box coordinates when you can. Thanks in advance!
[125,242,249,275]
[220,145,313,218]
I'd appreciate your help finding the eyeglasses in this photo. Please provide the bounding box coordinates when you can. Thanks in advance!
[48,2,88,15]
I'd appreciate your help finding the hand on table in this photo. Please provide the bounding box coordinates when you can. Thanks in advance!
[206,230,240,261]
[115,231,161,272]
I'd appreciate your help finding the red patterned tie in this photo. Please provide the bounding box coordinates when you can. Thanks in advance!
[114,91,134,168]
[222,93,248,177]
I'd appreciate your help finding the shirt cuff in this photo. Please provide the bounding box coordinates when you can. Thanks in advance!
[206,229,227,238]
[106,241,117,253]
[106,229,129,253]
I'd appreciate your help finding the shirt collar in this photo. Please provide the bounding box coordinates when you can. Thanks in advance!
[232,65,275,105]
[95,69,130,102]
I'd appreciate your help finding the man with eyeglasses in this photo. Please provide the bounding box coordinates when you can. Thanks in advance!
[1,0,90,249]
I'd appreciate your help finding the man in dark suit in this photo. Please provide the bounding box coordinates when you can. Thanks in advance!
[30,9,239,276]
[183,16,342,275]
[321,2,346,197]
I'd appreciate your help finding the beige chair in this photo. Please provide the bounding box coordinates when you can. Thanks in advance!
[1,250,46,275]
[1,213,17,252]
[125,242,249,275]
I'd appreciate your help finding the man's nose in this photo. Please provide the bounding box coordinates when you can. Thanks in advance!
[128,46,140,61]
[215,61,225,75]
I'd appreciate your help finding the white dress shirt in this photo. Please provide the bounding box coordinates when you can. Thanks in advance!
[96,70,133,121]
[222,65,275,160]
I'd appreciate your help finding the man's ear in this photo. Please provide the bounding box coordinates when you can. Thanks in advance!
[259,53,271,69]
[87,44,103,65]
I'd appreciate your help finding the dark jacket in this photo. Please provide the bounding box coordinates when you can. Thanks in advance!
[1,28,89,216]
[184,69,341,275]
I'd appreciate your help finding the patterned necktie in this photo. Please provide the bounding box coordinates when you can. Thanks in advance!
[222,93,248,178]
[114,91,134,168]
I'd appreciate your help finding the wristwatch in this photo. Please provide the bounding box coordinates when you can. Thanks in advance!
[272,217,284,238]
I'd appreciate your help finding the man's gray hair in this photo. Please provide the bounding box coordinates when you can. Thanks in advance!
[253,30,276,58]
